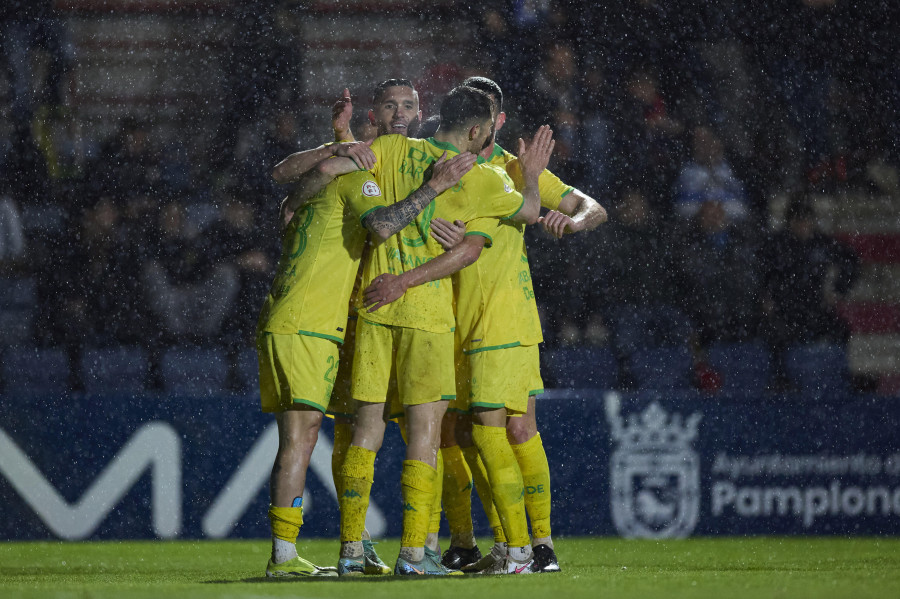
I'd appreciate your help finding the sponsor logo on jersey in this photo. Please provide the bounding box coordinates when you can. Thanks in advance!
[362,181,381,197]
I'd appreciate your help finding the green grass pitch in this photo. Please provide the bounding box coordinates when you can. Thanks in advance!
[2,537,899,599]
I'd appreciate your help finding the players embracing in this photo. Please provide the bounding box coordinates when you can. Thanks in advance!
[258,76,606,578]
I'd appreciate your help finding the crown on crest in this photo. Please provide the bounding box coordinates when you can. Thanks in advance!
[608,401,701,449]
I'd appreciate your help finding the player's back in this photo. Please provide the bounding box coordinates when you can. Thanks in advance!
[257,171,370,343]
[448,143,575,349]
[360,135,524,333]
[454,218,542,354]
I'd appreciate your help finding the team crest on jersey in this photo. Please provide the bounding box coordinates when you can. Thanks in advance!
[362,181,382,197]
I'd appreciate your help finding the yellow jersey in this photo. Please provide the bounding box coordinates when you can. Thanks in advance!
[354,134,525,333]
[454,217,543,353]
[453,144,576,351]
[486,143,575,207]
[257,170,377,342]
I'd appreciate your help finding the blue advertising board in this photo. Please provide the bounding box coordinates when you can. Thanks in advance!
[2,390,899,540]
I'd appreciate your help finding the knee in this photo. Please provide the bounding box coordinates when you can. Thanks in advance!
[351,410,386,453]
[506,418,536,445]
[279,411,324,449]
[353,430,384,454]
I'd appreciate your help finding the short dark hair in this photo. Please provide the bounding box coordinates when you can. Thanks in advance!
[439,86,493,132]
[461,76,503,111]
[372,78,416,105]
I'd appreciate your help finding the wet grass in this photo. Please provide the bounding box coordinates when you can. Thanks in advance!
[1,537,899,599]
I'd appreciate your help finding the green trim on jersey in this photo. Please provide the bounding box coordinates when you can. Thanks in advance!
[297,329,344,344]
[361,318,389,328]
[440,394,457,400]
[561,187,575,198]
[361,134,524,333]
[358,206,380,225]
[528,388,545,397]
[465,230,494,246]
[426,137,462,155]
[488,143,506,162]
[476,145,505,165]
[463,341,522,355]
[292,397,328,413]
[501,197,525,221]
[470,400,505,409]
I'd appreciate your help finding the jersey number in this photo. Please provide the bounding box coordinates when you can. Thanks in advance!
[289,205,316,259]
[323,355,337,385]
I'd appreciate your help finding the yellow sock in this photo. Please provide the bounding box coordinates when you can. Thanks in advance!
[400,459,437,548]
[429,449,444,535]
[442,444,474,539]
[338,446,375,542]
[471,424,529,548]
[332,420,353,498]
[268,505,303,543]
[511,433,552,540]
[461,444,506,543]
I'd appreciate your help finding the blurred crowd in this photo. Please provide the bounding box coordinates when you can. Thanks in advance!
[2,0,896,393]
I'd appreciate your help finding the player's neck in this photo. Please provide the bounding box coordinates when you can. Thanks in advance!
[479,141,496,160]
[433,130,470,154]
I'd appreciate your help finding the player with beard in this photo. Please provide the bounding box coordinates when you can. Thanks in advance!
[439,76,607,574]
[273,79,422,184]
[261,79,471,575]
[329,80,605,573]
[381,79,609,573]
[279,85,550,575]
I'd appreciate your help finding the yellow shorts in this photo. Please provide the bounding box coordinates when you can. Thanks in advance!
[257,332,339,413]
[351,318,456,407]
[449,344,470,414]
[462,344,543,415]
[326,316,357,419]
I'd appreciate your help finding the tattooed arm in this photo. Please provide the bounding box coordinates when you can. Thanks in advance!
[363,151,475,242]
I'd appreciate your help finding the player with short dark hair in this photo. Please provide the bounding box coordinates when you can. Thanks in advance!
[435,75,608,574]
[285,84,546,576]
[262,80,475,578]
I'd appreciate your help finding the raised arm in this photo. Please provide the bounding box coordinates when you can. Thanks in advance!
[363,152,475,242]
[508,125,554,226]
[280,155,361,219]
[362,234,487,311]
[272,141,375,184]
[332,88,356,143]
[541,188,609,239]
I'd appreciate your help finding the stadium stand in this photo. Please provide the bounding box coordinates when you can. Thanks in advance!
[706,341,773,395]
[628,346,694,391]
[0,277,35,348]
[542,346,619,390]
[1,346,69,396]
[784,343,850,396]
[80,346,149,395]
[160,346,229,397]
[0,1,897,397]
